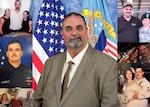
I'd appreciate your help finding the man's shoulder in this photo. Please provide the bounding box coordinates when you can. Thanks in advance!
[143,78,150,83]
[131,16,141,21]
[20,64,31,72]
[118,15,124,21]
[0,63,12,71]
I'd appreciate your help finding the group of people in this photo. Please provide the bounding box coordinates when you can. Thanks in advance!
[0,91,32,107]
[0,0,32,36]
[118,2,150,43]
[119,66,150,107]
[118,43,150,64]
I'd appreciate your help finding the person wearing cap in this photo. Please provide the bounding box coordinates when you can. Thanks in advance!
[118,2,142,42]
[139,13,150,42]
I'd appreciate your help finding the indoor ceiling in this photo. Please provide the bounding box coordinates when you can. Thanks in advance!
[118,0,150,19]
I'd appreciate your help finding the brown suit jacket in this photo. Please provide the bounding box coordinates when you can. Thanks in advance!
[33,45,117,107]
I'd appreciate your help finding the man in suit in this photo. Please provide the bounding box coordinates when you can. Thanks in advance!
[33,12,117,107]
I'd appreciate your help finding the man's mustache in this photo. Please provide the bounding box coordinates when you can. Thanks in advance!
[11,54,17,57]
[69,35,81,41]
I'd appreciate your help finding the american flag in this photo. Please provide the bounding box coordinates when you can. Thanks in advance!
[32,0,67,90]
[0,48,6,68]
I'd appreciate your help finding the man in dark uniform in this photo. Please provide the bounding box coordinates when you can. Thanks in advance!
[0,40,32,88]
[118,2,142,42]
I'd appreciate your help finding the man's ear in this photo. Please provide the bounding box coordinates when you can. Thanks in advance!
[21,51,24,57]
[6,51,8,57]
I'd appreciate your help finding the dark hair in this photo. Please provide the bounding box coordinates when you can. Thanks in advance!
[140,43,149,48]
[135,64,144,71]
[7,40,23,51]
[62,12,87,29]
[23,10,30,20]
[15,0,21,4]
[1,93,9,101]
[4,9,10,16]
[125,69,135,80]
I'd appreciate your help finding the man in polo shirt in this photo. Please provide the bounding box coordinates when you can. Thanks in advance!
[118,2,142,42]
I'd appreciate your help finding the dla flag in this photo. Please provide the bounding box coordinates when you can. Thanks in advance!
[81,0,117,60]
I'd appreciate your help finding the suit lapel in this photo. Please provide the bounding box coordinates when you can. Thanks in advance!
[59,46,94,106]
[55,52,66,104]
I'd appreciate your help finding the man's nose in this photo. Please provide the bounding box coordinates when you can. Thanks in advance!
[71,28,78,35]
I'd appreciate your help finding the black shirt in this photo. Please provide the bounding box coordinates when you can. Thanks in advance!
[118,15,142,42]
[0,17,10,36]
[0,62,32,88]
[20,19,31,33]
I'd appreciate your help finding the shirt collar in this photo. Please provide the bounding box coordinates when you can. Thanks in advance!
[66,43,89,64]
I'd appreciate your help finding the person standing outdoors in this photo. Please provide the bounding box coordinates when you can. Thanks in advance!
[118,2,142,42]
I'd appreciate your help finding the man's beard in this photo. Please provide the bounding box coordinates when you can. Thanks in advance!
[141,53,147,57]
[69,35,83,49]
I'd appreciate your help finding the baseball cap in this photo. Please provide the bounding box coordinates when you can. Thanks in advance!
[123,2,133,8]
[141,13,150,21]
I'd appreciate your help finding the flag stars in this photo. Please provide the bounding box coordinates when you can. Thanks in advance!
[49,38,54,44]
[60,39,65,45]
[55,31,59,36]
[55,13,58,19]
[46,3,50,9]
[55,21,59,28]
[55,48,58,52]
[39,11,44,17]
[94,23,97,28]
[48,46,54,53]
[43,29,48,35]
[44,20,49,27]
[51,11,55,18]
[60,14,64,20]
[1,56,5,60]
[36,28,41,34]
[51,3,54,9]
[42,37,47,43]
[60,5,65,11]
[37,19,42,25]
[50,29,55,35]
[41,3,45,8]
[1,61,4,66]
[60,48,65,53]
[55,5,58,10]
[55,39,58,44]
[45,12,50,18]
[50,20,55,26]
[55,0,59,2]
[99,22,103,26]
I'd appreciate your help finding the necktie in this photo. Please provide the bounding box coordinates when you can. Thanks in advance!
[61,61,73,98]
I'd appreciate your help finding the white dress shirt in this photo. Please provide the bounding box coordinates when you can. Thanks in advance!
[61,43,89,87]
